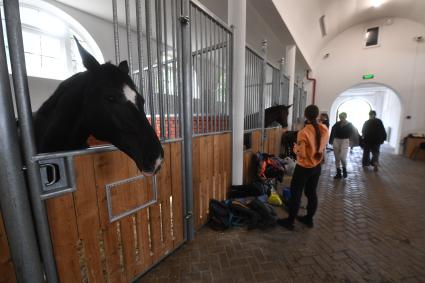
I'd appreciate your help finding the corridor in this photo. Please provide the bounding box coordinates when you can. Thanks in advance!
[141,149,425,282]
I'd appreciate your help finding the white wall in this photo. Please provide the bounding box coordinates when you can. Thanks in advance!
[314,17,425,143]
[18,0,136,111]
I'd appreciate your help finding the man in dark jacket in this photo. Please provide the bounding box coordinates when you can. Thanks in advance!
[361,111,387,171]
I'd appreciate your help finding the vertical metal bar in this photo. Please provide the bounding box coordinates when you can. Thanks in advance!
[0,9,45,283]
[193,7,200,134]
[249,52,253,130]
[279,58,284,105]
[245,50,249,130]
[3,1,59,282]
[125,0,133,75]
[206,17,211,133]
[145,0,156,132]
[179,0,194,241]
[228,30,233,131]
[163,0,171,139]
[213,22,217,132]
[112,0,120,64]
[136,0,145,97]
[199,11,205,133]
[212,20,216,132]
[218,27,223,132]
[171,0,179,138]
[155,0,165,139]
[259,40,267,150]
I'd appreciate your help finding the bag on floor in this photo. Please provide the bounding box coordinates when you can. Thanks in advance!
[267,190,283,206]
[208,199,231,231]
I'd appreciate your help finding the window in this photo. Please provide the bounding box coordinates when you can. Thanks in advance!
[365,26,380,47]
[1,0,103,80]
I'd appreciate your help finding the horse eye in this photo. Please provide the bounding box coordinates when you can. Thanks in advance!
[107,95,117,102]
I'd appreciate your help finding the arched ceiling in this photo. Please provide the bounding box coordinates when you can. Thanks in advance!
[271,0,425,67]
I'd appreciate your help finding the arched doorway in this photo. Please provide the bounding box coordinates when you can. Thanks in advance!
[336,99,372,132]
[329,83,402,153]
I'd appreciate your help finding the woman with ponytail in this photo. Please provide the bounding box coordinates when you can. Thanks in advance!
[277,105,329,230]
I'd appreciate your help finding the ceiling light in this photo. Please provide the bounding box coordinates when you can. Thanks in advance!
[371,0,383,8]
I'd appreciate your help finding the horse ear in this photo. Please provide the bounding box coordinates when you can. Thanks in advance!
[73,36,100,71]
[118,61,129,74]
[286,104,293,109]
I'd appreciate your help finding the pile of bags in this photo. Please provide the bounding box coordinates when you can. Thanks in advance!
[207,152,295,231]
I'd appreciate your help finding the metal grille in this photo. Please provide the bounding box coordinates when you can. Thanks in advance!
[190,1,232,136]
[118,0,182,141]
[244,46,263,131]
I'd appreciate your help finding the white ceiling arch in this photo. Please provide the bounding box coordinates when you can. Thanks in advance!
[271,0,425,67]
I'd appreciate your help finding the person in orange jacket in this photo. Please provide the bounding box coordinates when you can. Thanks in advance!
[277,105,329,230]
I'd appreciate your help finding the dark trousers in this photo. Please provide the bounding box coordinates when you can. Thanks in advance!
[362,144,380,166]
[288,164,321,223]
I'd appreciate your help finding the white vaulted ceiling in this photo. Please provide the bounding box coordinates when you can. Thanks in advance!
[271,0,425,67]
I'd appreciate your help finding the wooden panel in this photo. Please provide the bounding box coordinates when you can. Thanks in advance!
[93,151,130,283]
[193,133,232,228]
[170,142,184,245]
[44,140,184,283]
[46,194,83,283]
[73,155,105,283]
[0,213,16,283]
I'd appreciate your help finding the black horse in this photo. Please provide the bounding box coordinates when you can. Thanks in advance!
[244,104,292,129]
[264,104,292,128]
[33,38,163,176]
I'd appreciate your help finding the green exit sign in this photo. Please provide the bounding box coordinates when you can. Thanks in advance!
[362,74,375,80]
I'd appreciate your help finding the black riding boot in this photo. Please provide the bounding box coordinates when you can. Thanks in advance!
[334,168,342,179]
[342,167,348,178]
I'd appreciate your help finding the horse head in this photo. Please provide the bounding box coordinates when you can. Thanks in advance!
[74,38,163,175]
[265,104,292,128]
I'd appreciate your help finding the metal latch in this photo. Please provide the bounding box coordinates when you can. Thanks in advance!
[37,156,76,199]
[179,15,190,24]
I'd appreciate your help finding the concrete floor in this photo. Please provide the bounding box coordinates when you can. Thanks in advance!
[140,148,425,282]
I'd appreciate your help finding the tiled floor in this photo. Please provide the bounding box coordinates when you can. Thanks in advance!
[139,148,425,282]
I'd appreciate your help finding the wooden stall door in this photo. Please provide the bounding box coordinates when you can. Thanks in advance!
[45,142,184,283]
[192,133,232,229]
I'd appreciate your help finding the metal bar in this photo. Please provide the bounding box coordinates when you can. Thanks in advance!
[125,0,133,74]
[189,0,232,32]
[163,0,171,139]
[32,138,183,162]
[145,0,156,132]
[211,20,217,132]
[112,0,120,64]
[248,50,253,130]
[155,0,166,139]
[4,1,59,282]
[218,26,223,132]
[259,40,267,150]
[106,175,158,223]
[228,30,233,131]
[245,43,264,60]
[199,10,205,133]
[0,9,45,283]
[193,7,200,134]
[171,0,179,138]
[193,130,232,138]
[205,16,211,133]
[136,0,145,96]
[180,0,194,240]
[191,41,227,56]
